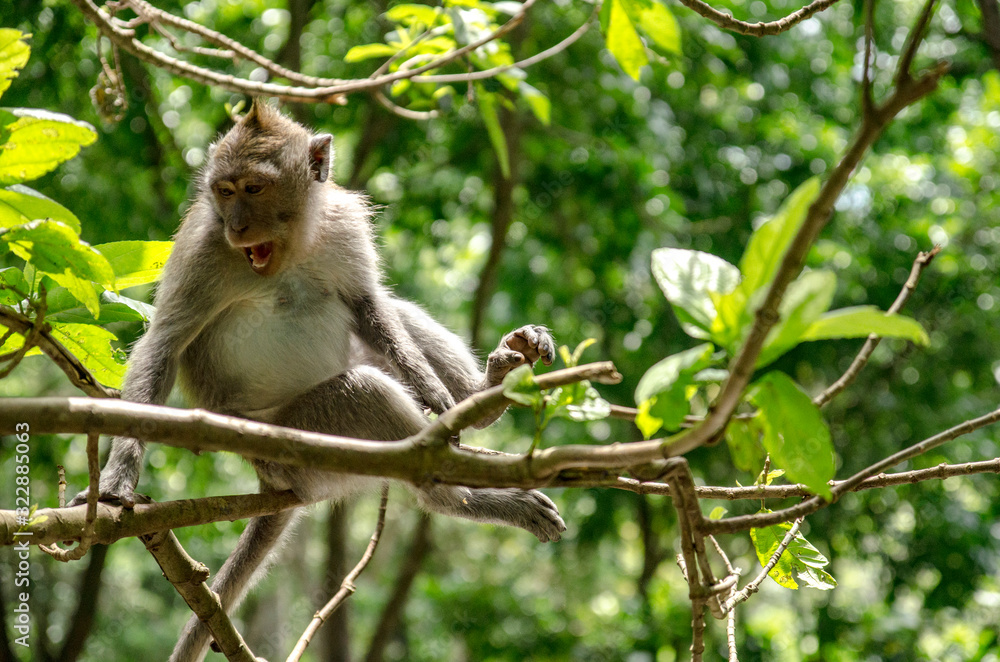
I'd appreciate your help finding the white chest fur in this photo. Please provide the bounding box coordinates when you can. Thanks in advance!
[182,269,355,417]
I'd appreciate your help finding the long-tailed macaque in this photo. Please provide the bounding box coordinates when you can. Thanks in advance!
[72,101,565,661]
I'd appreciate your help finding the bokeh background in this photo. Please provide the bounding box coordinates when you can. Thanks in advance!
[1,0,999,659]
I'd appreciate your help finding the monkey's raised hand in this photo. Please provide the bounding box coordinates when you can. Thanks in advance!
[485,325,556,387]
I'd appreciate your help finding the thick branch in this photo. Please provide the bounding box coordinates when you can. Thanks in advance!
[666,24,948,459]
[140,529,257,662]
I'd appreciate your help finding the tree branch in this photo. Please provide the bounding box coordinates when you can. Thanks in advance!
[140,529,257,662]
[673,0,844,37]
[287,484,389,662]
[814,245,941,406]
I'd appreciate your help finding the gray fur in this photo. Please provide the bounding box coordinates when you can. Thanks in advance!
[70,103,564,660]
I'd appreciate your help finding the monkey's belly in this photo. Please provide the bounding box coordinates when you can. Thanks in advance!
[178,292,355,419]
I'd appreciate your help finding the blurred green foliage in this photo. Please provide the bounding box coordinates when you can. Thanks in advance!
[1,0,999,659]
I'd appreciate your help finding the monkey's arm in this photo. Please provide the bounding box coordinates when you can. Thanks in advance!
[346,291,457,415]
[70,217,236,507]
[390,298,554,427]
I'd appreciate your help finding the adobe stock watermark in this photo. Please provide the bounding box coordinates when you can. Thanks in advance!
[11,422,33,648]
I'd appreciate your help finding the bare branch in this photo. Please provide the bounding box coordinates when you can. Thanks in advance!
[0,491,305,547]
[673,0,844,37]
[704,407,1000,534]
[40,434,101,561]
[814,245,941,407]
[287,484,389,662]
[140,529,258,662]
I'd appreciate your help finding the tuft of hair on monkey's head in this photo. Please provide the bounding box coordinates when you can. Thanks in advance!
[202,98,336,277]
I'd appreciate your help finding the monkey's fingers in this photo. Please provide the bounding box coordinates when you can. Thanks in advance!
[503,325,556,367]
[66,485,137,509]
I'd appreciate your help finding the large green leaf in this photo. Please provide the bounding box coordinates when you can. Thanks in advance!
[0,184,81,232]
[2,220,116,317]
[738,177,821,300]
[634,343,714,437]
[724,416,765,473]
[800,307,929,345]
[0,29,30,100]
[757,270,837,367]
[49,323,126,389]
[651,247,740,339]
[622,0,681,55]
[552,383,611,422]
[0,108,97,185]
[93,240,173,289]
[46,290,155,325]
[385,4,441,26]
[751,512,837,590]
[600,0,648,80]
[477,87,510,178]
[748,372,835,500]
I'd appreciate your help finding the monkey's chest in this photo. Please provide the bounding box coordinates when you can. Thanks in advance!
[180,280,355,417]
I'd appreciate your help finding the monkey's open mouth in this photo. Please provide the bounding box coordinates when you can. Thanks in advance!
[245,242,274,273]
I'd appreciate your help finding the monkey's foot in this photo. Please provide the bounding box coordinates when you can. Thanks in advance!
[487,325,556,385]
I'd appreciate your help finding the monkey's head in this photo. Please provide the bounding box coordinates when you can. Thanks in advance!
[204,100,333,276]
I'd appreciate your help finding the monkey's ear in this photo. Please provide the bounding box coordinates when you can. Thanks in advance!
[309,133,334,183]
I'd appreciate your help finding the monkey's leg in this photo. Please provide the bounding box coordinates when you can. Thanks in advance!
[275,366,566,541]
[170,501,296,662]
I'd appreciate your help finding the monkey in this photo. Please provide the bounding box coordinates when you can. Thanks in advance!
[70,100,566,661]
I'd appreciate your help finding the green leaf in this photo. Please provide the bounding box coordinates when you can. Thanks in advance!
[518,81,551,126]
[0,328,41,357]
[800,307,929,345]
[570,338,597,366]
[0,108,97,185]
[0,29,30,100]
[600,0,648,80]
[738,177,821,300]
[344,43,401,63]
[477,87,510,178]
[757,270,836,367]
[49,323,126,389]
[651,247,740,340]
[385,4,441,26]
[46,290,155,325]
[0,266,28,305]
[748,372,835,500]
[502,364,542,407]
[724,416,765,473]
[0,184,81,233]
[93,240,173,289]
[634,343,714,437]
[553,383,611,422]
[751,513,837,590]
[2,220,116,318]
[622,0,681,55]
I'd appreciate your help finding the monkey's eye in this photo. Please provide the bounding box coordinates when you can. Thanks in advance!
[245,184,264,194]
[217,185,235,198]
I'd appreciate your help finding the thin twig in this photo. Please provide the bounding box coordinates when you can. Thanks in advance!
[704,407,1000,534]
[724,518,803,610]
[411,2,599,84]
[287,484,390,662]
[674,0,843,37]
[814,245,940,407]
[40,434,101,561]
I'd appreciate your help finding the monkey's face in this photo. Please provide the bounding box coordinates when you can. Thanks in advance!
[212,168,303,277]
